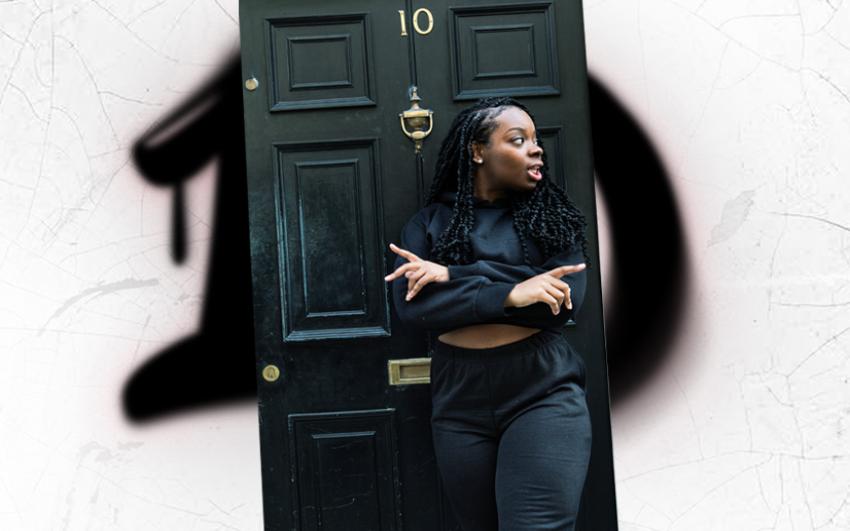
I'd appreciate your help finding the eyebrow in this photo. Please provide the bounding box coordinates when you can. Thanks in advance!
[505,127,537,134]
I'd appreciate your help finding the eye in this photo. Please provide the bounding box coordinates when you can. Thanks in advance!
[511,137,524,145]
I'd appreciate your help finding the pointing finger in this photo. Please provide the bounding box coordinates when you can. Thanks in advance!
[389,242,420,262]
[547,263,586,277]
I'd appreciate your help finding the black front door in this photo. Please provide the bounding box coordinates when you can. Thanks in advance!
[239,1,617,530]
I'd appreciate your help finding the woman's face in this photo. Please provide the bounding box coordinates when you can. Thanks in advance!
[471,106,544,195]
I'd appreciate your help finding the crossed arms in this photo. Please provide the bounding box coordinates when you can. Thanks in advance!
[385,212,587,331]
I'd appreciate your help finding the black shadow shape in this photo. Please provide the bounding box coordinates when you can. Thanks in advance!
[121,56,687,420]
[589,77,691,403]
[122,54,256,422]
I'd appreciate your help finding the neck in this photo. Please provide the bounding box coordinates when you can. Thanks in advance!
[473,179,506,203]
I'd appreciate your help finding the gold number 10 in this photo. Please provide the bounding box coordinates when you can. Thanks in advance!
[399,8,434,36]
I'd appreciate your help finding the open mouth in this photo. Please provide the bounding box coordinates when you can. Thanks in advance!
[527,164,542,181]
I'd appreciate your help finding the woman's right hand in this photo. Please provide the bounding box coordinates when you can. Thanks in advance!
[505,263,586,314]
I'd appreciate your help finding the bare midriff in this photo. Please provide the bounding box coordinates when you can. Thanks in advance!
[437,323,541,349]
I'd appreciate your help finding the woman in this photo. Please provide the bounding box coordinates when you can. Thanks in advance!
[384,96,592,530]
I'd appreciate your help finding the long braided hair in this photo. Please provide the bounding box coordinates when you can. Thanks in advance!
[425,96,590,267]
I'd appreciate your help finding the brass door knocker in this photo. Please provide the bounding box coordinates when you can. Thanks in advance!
[399,86,434,153]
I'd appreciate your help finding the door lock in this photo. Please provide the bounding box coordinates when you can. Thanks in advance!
[261,364,281,383]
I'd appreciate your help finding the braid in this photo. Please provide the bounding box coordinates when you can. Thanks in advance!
[426,97,590,267]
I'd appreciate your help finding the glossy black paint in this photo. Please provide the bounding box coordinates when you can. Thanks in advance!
[239,1,618,529]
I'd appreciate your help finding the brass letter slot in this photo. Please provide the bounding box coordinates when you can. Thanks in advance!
[387,357,431,385]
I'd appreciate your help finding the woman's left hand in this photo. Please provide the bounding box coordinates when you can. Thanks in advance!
[384,243,449,301]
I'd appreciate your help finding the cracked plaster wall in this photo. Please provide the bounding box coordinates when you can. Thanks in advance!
[0,0,848,529]
[587,0,850,529]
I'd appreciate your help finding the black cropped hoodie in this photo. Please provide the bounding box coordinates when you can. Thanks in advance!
[390,190,587,336]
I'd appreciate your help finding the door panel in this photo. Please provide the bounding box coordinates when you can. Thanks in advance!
[268,14,377,111]
[275,139,389,340]
[449,2,560,99]
[289,409,401,531]
[241,2,428,530]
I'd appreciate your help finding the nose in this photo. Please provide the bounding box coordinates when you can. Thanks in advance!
[529,140,543,156]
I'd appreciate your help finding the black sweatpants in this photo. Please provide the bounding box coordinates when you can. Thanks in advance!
[430,328,592,531]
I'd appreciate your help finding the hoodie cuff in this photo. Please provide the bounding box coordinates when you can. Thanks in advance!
[447,263,481,280]
[474,282,515,320]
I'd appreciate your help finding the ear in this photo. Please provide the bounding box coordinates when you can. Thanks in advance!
[470,141,485,163]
